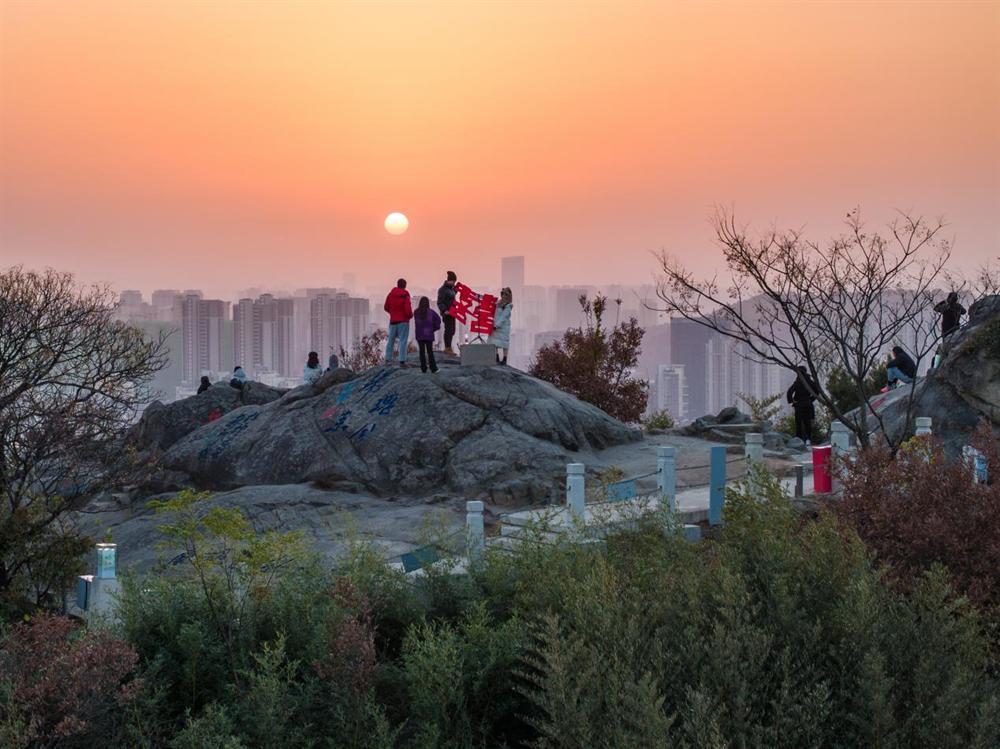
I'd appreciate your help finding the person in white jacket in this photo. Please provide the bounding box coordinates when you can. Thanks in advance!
[303,351,324,385]
[488,287,513,365]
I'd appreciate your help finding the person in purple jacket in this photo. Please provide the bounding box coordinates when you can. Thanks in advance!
[413,296,441,373]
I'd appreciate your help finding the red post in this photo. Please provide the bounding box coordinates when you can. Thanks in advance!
[812,445,832,494]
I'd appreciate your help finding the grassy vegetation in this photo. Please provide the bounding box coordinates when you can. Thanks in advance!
[3,473,1000,747]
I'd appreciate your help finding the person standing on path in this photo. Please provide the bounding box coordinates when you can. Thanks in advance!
[384,278,413,367]
[488,287,513,365]
[786,366,817,445]
[437,270,458,355]
[413,296,441,373]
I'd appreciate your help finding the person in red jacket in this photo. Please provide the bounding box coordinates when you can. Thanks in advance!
[383,278,413,366]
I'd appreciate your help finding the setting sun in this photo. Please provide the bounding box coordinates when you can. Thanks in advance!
[384,212,409,236]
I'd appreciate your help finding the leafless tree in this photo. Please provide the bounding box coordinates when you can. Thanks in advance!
[0,267,169,607]
[654,208,951,449]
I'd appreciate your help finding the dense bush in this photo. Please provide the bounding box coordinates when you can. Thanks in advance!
[644,409,674,431]
[837,421,1000,612]
[0,613,142,747]
[53,476,1000,747]
[530,294,648,423]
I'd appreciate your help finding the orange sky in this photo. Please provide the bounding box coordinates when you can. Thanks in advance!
[1,0,997,297]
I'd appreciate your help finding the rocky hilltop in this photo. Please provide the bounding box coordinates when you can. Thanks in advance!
[133,359,641,504]
[855,294,1000,455]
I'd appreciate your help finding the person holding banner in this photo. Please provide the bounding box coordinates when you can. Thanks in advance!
[437,270,458,356]
[488,287,513,365]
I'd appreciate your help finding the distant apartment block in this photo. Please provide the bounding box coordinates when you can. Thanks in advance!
[181,295,230,383]
[310,293,371,362]
[706,336,787,414]
[233,294,297,378]
[657,364,687,422]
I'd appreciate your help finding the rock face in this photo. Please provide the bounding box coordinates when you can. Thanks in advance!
[149,361,640,503]
[128,381,288,453]
[856,294,1000,456]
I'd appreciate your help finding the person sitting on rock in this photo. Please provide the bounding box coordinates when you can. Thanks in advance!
[303,351,324,385]
[326,352,340,372]
[384,278,413,367]
[488,287,513,365]
[437,270,458,356]
[197,375,211,394]
[230,366,247,391]
[933,291,966,339]
[413,296,441,374]
[786,365,817,446]
[885,346,917,389]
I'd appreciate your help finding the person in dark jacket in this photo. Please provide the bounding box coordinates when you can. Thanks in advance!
[437,270,458,356]
[197,375,211,394]
[384,278,413,366]
[886,346,917,387]
[413,296,441,373]
[786,366,817,445]
[933,292,966,338]
[303,351,323,384]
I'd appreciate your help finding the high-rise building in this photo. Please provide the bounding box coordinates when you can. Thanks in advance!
[670,317,715,418]
[310,293,371,362]
[181,295,229,383]
[233,294,297,377]
[114,290,154,322]
[151,290,183,323]
[554,287,588,330]
[501,256,525,292]
[706,336,789,414]
[501,255,526,330]
[657,364,687,422]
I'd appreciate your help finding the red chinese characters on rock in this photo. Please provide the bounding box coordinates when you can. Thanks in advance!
[448,283,496,337]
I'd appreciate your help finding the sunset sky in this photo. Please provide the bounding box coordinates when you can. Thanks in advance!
[1,0,997,298]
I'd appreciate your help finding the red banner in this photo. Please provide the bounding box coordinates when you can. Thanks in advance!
[448,283,496,336]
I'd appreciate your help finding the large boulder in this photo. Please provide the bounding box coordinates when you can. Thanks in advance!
[128,381,288,453]
[852,295,1000,456]
[157,361,640,503]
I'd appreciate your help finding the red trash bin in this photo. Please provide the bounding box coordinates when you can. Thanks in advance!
[812,445,832,494]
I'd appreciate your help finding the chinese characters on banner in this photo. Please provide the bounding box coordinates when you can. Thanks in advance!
[447,283,497,338]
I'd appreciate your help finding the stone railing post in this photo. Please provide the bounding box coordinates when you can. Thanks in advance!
[657,446,677,512]
[794,464,804,498]
[744,432,764,464]
[830,422,852,493]
[566,463,586,522]
[709,446,727,526]
[86,543,121,622]
[465,501,485,562]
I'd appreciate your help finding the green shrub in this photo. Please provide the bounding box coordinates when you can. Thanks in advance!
[113,479,1000,747]
[644,409,674,431]
[737,392,783,423]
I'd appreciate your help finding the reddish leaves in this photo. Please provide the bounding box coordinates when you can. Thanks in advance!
[0,612,141,742]
[836,421,1000,609]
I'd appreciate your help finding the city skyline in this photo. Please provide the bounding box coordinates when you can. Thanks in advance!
[2,1,997,297]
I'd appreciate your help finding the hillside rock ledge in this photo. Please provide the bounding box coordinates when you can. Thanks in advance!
[132,360,641,504]
[852,294,1000,456]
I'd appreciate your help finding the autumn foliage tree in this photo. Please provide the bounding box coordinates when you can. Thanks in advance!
[530,295,648,423]
[836,421,1000,611]
[0,267,168,611]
